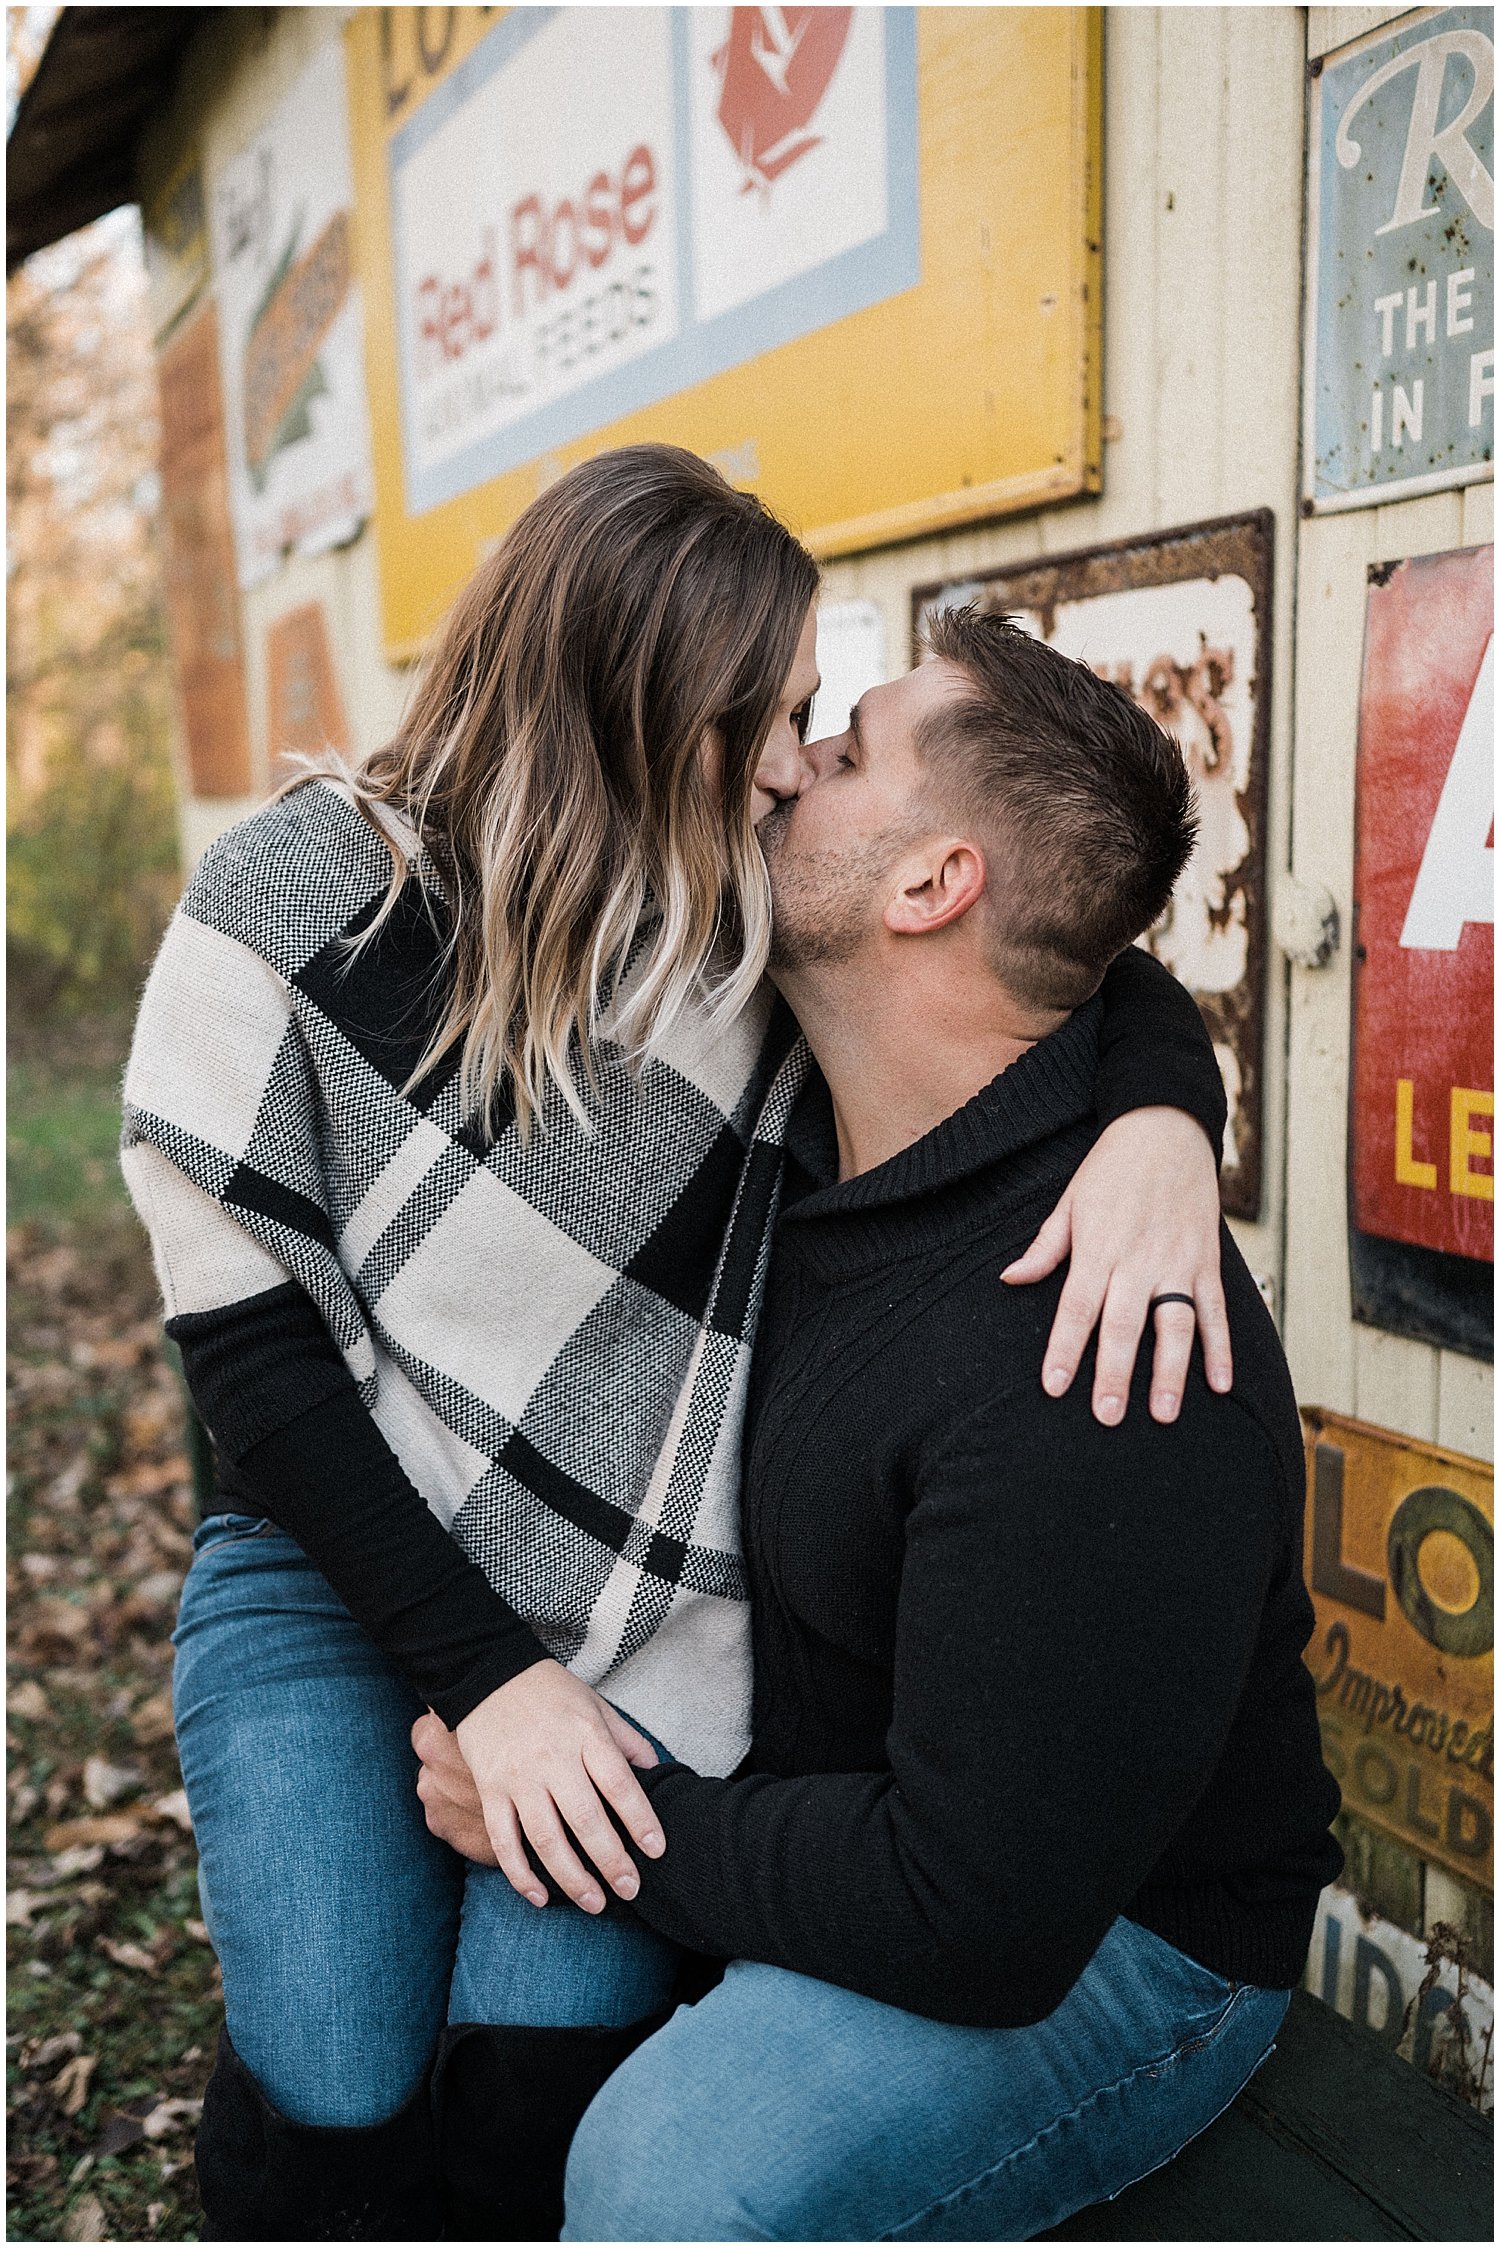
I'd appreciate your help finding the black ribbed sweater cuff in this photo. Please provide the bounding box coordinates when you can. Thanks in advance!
[221,1389,549,1727]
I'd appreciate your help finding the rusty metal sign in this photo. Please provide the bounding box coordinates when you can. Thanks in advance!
[912,513,1272,1220]
[1350,543,1493,1359]
[1308,1885,1493,2106]
[266,602,350,774]
[142,149,207,346]
[1303,1407,1493,1889]
[156,303,253,800]
[1304,8,1494,513]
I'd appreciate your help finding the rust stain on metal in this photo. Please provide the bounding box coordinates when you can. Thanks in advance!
[912,513,1275,1220]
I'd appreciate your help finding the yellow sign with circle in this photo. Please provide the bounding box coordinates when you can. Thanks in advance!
[1302,1407,1493,1888]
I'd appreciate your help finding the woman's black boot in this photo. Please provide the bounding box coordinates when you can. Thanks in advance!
[434,2014,669,2242]
[195,2027,443,2241]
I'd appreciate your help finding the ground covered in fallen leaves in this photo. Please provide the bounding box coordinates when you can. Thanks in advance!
[9,1030,220,2242]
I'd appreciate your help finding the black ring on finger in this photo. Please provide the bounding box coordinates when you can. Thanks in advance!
[1149,1292,1196,1310]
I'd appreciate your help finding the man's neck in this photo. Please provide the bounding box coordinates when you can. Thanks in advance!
[778,950,1067,1181]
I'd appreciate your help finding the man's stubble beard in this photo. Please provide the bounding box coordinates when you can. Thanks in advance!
[761,801,912,974]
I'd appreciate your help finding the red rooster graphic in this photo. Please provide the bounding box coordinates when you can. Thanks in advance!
[711,6,855,195]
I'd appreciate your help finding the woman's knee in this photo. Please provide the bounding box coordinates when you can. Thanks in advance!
[246,2021,437,2132]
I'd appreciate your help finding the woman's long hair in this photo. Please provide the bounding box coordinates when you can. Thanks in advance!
[299,446,818,1137]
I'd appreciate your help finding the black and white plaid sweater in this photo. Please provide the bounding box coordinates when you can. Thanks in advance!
[123,781,807,1772]
[122,782,1224,1770]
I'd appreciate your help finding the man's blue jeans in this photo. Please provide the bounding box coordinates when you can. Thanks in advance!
[175,1517,1287,2234]
[565,1940,1288,2241]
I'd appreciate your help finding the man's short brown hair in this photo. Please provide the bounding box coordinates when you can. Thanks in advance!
[918,606,1198,1011]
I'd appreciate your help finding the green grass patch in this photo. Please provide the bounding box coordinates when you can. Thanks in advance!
[8,1034,132,1232]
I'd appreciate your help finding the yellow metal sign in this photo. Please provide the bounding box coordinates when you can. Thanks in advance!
[345,6,1102,660]
[1302,1407,1493,1888]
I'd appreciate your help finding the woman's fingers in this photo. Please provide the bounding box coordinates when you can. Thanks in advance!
[516,1794,608,1914]
[552,1769,643,1900]
[1197,1269,1235,1394]
[1038,1255,1106,1400]
[1089,1278,1154,1426]
[1000,1195,1074,1288]
[1148,1299,1198,1423]
[584,1739,665,1860]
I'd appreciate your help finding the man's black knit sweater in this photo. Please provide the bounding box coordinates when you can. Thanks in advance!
[626,997,1343,2027]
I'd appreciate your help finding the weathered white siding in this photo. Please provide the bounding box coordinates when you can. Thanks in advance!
[821,6,1307,1303]
[1285,8,1493,1464]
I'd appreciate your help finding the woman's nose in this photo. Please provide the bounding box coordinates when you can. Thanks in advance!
[754,735,811,804]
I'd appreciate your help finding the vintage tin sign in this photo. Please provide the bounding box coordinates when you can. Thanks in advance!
[142,150,208,346]
[911,514,1272,1221]
[155,304,253,800]
[209,36,375,589]
[1349,544,1492,1354]
[1303,1408,1493,1889]
[346,6,1103,659]
[1304,7,1494,513]
[266,602,350,773]
[1307,1886,1493,2109]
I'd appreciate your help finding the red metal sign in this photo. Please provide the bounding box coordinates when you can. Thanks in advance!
[1352,546,1493,1263]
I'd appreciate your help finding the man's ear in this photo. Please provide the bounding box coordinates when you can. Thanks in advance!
[883,839,988,937]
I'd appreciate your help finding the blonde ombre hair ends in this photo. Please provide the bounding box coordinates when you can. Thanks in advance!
[300,446,818,1137]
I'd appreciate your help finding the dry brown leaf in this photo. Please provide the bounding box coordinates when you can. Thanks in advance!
[44,1812,142,1852]
[61,2189,108,2241]
[82,1756,142,1811]
[9,1677,49,1721]
[97,1937,158,1974]
[47,1844,107,1877]
[94,2109,150,2158]
[45,1457,90,1511]
[142,2095,202,2140]
[28,1595,92,1643]
[184,1917,211,1945]
[104,1459,189,1502]
[134,1569,183,1608]
[7,1889,43,1926]
[28,2030,82,2070]
[150,1789,193,1833]
[128,1690,175,1744]
[50,2052,98,2116]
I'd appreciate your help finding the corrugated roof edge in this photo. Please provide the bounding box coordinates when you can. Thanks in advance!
[7,6,215,273]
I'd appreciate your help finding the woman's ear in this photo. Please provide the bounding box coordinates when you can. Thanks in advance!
[883,840,988,938]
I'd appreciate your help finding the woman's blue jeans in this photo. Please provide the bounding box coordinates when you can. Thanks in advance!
[172,1516,682,2128]
[175,1517,1288,2236]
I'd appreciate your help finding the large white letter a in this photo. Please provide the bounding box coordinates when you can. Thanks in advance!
[1400,635,1495,952]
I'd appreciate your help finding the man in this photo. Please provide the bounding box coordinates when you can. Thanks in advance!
[416,609,1343,2241]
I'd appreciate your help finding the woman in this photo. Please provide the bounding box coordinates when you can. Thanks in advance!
[122,446,1232,2240]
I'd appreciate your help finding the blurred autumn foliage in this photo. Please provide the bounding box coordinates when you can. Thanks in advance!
[7,184,180,1026]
